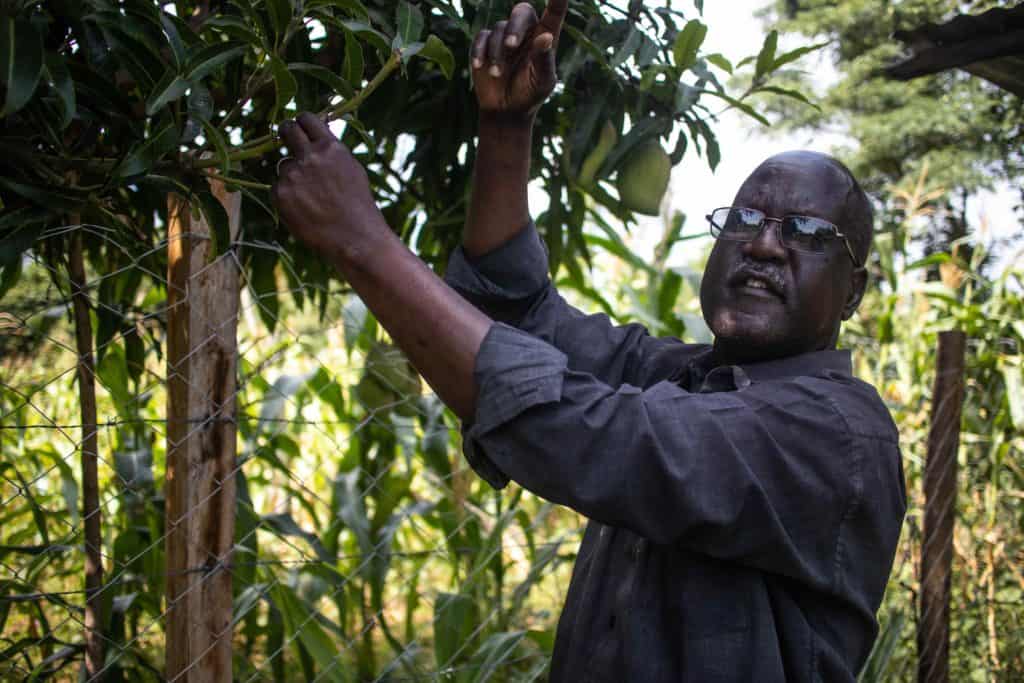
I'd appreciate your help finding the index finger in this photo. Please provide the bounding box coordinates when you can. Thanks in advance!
[538,0,568,41]
[296,111,334,142]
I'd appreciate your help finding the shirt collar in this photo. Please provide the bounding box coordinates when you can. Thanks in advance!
[685,348,852,392]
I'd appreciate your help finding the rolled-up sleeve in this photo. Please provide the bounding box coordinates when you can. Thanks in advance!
[444,222,551,324]
[466,334,905,597]
[446,223,701,388]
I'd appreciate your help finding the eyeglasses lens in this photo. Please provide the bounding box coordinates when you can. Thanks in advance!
[781,216,834,253]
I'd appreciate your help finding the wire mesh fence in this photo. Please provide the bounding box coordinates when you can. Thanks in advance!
[0,201,582,681]
[2,205,1022,681]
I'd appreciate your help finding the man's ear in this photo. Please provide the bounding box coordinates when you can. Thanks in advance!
[842,267,868,320]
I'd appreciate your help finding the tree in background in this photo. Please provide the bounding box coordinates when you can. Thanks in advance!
[761,0,1023,262]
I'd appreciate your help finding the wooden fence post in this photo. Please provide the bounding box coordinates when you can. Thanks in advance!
[165,180,240,681]
[917,330,967,683]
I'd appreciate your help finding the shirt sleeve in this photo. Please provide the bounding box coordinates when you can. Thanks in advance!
[445,223,699,389]
[467,323,906,600]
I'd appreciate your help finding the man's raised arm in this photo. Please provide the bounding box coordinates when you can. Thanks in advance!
[463,0,566,257]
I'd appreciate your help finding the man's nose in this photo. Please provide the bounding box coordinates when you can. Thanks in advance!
[742,219,788,262]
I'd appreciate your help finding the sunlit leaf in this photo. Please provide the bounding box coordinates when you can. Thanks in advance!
[754,30,778,80]
[394,1,425,50]
[411,34,455,79]
[672,19,707,74]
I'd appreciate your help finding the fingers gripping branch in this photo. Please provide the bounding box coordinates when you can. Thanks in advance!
[471,0,568,117]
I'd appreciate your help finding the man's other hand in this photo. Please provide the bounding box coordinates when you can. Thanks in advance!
[471,0,567,119]
[272,113,385,261]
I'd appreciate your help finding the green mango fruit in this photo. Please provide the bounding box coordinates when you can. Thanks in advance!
[615,140,672,216]
[577,120,618,188]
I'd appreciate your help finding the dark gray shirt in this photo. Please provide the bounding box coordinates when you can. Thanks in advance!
[444,223,906,682]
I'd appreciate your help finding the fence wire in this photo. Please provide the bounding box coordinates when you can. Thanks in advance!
[1,218,1021,683]
[1,220,581,682]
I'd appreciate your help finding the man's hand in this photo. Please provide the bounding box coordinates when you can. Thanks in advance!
[471,0,568,120]
[271,113,492,421]
[272,113,387,261]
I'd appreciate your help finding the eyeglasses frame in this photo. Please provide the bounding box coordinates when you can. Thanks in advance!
[705,206,864,269]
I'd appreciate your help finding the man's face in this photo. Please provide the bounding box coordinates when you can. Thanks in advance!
[699,152,865,362]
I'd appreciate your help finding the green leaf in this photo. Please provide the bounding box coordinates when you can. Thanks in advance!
[261,513,332,562]
[116,122,180,177]
[42,54,75,129]
[412,34,455,79]
[160,11,189,68]
[342,28,364,86]
[0,259,20,302]
[268,582,348,683]
[203,16,264,46]
[755,84,820,110]
[0,214,47,267]
[0,18,44,117]
[0,177,80,210]
[269,55,298,121]
[754,30,778,80]
[340,20,391,57]
[186,43,248,81]
[610,26,643,69]
[434,592,477,670]
[266,0,294,44]
[656,270,683,323]
[699,89,771,126]
[195,189,232,258]
[249,247,280,333]
[199,118,231,175]
[705,52,733,74]
[288,62,355,99]
[1002,362,1024,430]
[394,1,424,50]
[467,631,526,683]
[672,19,707,74]
[770,41,829,73]
[146,71,190,115]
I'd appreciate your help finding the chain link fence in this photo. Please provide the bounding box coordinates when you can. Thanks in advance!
[2,212,1021,681]
[1,205,581,681]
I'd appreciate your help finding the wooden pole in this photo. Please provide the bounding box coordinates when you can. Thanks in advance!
[68,227,105,679]
[165,180,240,682]
[917,330,967,683]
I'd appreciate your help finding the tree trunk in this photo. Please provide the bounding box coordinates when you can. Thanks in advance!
[68,227,105,679]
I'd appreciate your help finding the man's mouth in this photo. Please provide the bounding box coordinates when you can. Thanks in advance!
[729,270,785,300]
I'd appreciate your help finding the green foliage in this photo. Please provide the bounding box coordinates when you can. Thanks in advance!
[762,0,1023,254]
[0,1,829,679]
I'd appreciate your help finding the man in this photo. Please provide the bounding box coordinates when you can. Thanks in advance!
[272,1,906,680]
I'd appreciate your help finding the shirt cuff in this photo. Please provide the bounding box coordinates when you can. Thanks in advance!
[463,322,567,489]
[444,221,550,304]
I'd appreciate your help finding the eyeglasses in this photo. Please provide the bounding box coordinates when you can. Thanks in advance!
[705,206,862,268]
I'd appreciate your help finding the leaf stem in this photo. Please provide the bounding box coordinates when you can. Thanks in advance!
[193,51,402,171]
[202,172,272,191]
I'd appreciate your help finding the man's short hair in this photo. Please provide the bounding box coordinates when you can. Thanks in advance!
[826,156,874,266]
